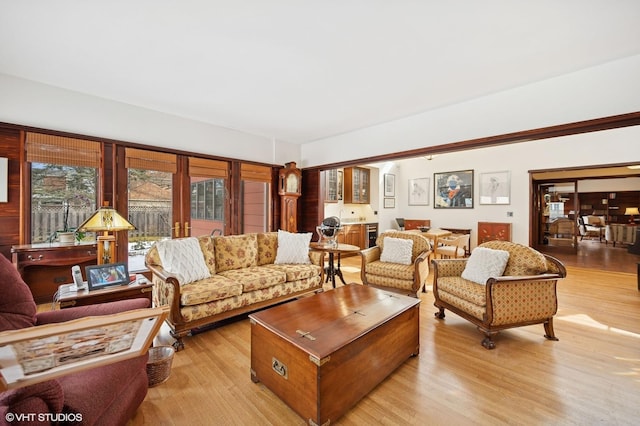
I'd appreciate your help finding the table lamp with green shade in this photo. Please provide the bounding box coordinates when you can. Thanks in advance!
[77,202,136,264]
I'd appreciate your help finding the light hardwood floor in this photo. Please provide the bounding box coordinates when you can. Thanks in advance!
[130,252,640,426]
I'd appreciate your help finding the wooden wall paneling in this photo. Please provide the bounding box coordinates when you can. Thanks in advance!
[272,167,281,232]
[0,127,21,258]
[300,168,323,240]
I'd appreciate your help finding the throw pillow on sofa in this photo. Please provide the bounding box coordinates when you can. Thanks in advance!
[461,247,510,285]
[155,237,211,285]
[274,230,312,264]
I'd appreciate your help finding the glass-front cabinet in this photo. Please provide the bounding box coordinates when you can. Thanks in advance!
[344,167,370,204]
[323,169,341,203]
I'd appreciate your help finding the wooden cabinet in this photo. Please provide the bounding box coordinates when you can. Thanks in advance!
[337,224,364,248]
[477,222,512,245]
[343,167,370,204]
[11,242,98,303]
[323,169,342,203]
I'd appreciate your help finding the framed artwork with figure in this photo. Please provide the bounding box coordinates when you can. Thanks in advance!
[434,170,474,209]
[479,171,511,205]
[408,177,429,205]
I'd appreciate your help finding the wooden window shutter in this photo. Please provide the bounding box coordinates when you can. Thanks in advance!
[26,132,101,168]
[188,157,229,179]
[125,148,177,173]
[240,163,272,182]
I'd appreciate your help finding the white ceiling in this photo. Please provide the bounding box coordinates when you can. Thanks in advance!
[1,1,640,144]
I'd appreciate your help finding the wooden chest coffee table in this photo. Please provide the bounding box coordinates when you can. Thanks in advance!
[249,284,420,425]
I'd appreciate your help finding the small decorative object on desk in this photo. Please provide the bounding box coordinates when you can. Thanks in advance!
[146,345,175,387]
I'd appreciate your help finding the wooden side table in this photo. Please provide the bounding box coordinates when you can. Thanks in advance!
[56,281,153,308]
[309,242,360,288]
[11,242,98,303]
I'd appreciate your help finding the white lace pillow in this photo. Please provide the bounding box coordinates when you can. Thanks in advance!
[461,247,510,285]
[275,230,312,264]
[155,237,211,285]
[380,237,413,265]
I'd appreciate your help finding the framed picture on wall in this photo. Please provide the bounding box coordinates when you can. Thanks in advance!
[408,177,429,205]
[384,174,395,197]
[383,197,395,208]
[434,169,474,209]
[479,171,511,204]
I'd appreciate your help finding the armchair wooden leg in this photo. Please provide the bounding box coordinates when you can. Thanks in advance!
[170,330,187,351]
[481,335,496,350]
[543,318,559,341]
[434,306,445,319]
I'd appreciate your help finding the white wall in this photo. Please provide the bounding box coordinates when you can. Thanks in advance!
[1,59,639,247]
[370,125,640,248]
[578,178,640,192]
[301,54,640,168]
[0,73,301,166]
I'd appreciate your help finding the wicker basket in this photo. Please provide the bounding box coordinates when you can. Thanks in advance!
[146,346,175,387]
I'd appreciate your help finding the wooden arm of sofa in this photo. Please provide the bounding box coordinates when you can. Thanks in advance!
[145,263,184,326]
[413,250,432,293]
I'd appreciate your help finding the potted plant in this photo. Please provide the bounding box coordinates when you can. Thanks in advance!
[56,195,90,244]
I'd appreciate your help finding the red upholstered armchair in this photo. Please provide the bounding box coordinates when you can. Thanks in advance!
[0,254,151,426]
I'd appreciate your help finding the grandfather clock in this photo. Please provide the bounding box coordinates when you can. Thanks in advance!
[279,162,302,232]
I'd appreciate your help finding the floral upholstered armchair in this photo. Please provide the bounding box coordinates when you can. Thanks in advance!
[431,241,566,349]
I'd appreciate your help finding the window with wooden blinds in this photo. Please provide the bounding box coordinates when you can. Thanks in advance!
[125,148,177,173]
[189,157,229,179]
[240,163,271,182]
[26,132,101,168]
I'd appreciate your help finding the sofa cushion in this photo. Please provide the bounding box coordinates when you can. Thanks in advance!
[274,230,312,264]
[264,263,323,282]
[257,232,278,265]
[366,260,414,281]
[180,275,243,306]
[178,277,323,322]
[197,235,217,275]
[437,276,486,307]
[380,237,413,265]
[0,254,37,332]
[59,354,148,426]
[461,247,510,285]
[214,233,259,272]
[480,241,548,275]
[155,237,211,285]
[219,266,286,292]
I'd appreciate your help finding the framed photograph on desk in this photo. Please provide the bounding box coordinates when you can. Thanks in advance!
[85,262,130,291]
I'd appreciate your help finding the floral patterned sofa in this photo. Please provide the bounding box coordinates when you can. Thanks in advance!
[145,231,324,350]
[431,241,566,349]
